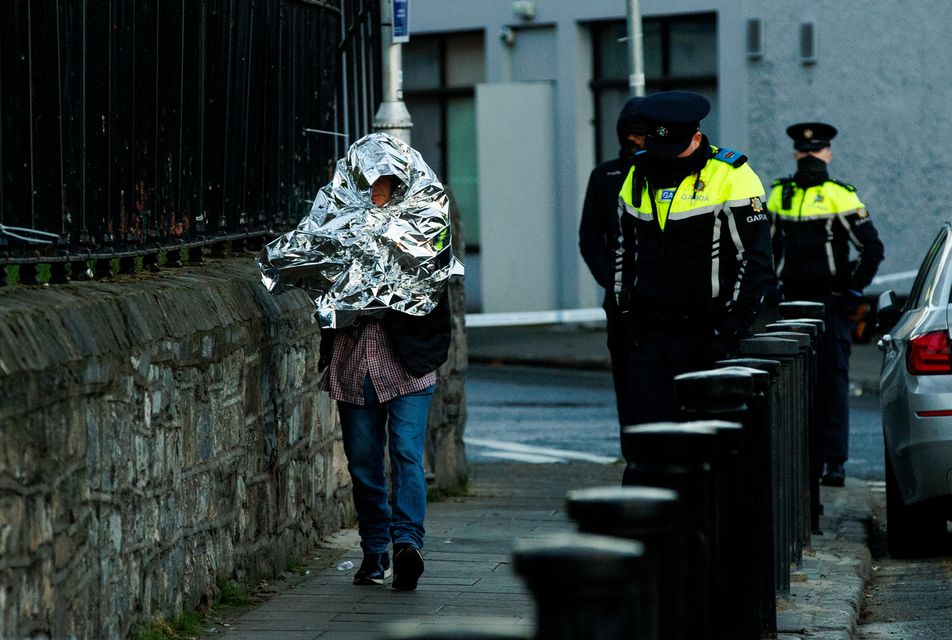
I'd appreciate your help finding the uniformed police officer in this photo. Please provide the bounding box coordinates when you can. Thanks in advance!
[615,91,773,425]
[767,122,884,487]
[579,97,646,426]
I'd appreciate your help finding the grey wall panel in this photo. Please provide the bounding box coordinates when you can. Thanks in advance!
[476,83,557,312]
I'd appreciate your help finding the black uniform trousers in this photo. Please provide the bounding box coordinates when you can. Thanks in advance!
[623,332,716,426]
[606,306,633,425]
[816,304,852,465]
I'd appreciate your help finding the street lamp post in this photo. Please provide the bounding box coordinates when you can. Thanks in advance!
[373,0,413,143]
[626,0,645,97]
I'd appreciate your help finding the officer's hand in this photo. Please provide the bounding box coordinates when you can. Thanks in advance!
[710,333,741,363]
[834,289,863,316]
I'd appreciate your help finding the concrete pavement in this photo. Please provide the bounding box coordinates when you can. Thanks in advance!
[221,321,876,640]
[220,462,620,639]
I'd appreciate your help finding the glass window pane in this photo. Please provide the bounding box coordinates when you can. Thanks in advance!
[669,17,717,77]
[642,19,663,79]
[908,230,947,309]
[597,89,629,164]
[445,32,485,88]
[596,20,662,80]
[403,37,441,91]
[596,22,628,81]
[446,97,480,247]
[404,97,443,178]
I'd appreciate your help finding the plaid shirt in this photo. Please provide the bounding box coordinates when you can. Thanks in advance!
[319,319,436,405]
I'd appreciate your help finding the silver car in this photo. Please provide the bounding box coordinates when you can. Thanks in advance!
[878,223,952,557]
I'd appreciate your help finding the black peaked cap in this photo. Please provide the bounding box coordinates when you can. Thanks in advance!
[636,91,711,158]
[786,122,837,151]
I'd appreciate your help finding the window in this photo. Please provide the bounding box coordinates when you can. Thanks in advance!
[590,14,718,164]
[403,32,484,252]
[906,228,948,311]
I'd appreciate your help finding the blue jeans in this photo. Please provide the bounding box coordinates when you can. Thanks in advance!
[338,375,433,554]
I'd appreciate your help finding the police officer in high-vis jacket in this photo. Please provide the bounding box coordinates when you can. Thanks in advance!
[767,122,884,487]
[615,91,773,425]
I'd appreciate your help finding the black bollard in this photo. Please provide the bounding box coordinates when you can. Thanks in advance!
[775,317,826,339]
[738,337,807,580]
[767,320,817,338]
[757,330,816,542]
[780,302,837,533]
[778,300,825,320]
[567,486,679,640]
[767,321,824,533]
[674,369,771,638]
[513,533,647,640]
[716,357,789,595]
[621,422,723,640]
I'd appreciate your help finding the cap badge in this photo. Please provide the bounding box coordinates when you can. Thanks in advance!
[804,128,814,139]
[656,126,669,137]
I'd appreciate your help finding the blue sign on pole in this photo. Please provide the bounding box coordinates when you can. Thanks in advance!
[392,0,409,43]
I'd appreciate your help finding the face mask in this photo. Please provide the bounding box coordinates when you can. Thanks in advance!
[637,139,708,187]
[794,155,829,187]
[796,156,827,173]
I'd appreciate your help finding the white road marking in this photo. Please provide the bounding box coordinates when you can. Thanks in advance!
[464,436,619,464]
[477,451,568,463]
[465,307,605,327]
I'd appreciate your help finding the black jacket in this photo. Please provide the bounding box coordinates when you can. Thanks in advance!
[318,290,452,378]
[579,156,633,307]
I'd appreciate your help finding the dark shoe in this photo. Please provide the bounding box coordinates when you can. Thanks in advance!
[392,543,424,591]
[353,552,391,585]
[821,462,846,487]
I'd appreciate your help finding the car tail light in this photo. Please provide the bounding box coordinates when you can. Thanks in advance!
[906,330,952,374]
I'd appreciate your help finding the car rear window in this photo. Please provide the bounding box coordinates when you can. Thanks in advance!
[906,228,949,311]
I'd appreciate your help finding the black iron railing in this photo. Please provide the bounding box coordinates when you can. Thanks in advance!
[0,0,381,284]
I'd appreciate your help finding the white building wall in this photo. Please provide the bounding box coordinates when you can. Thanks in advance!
[476,83,558,312]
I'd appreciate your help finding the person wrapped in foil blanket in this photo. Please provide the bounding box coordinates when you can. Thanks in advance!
[258,132,463,328]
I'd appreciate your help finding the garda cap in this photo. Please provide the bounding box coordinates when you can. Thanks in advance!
[636,91,711,158]
[787,121,837,151]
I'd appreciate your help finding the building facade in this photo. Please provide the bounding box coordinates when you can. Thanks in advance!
[404,0,948,312]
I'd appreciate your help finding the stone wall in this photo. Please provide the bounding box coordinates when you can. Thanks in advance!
[425,189,469,493]
[0,262,354,639]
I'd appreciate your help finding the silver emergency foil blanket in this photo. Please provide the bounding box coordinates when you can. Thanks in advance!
[258,132,463,328]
